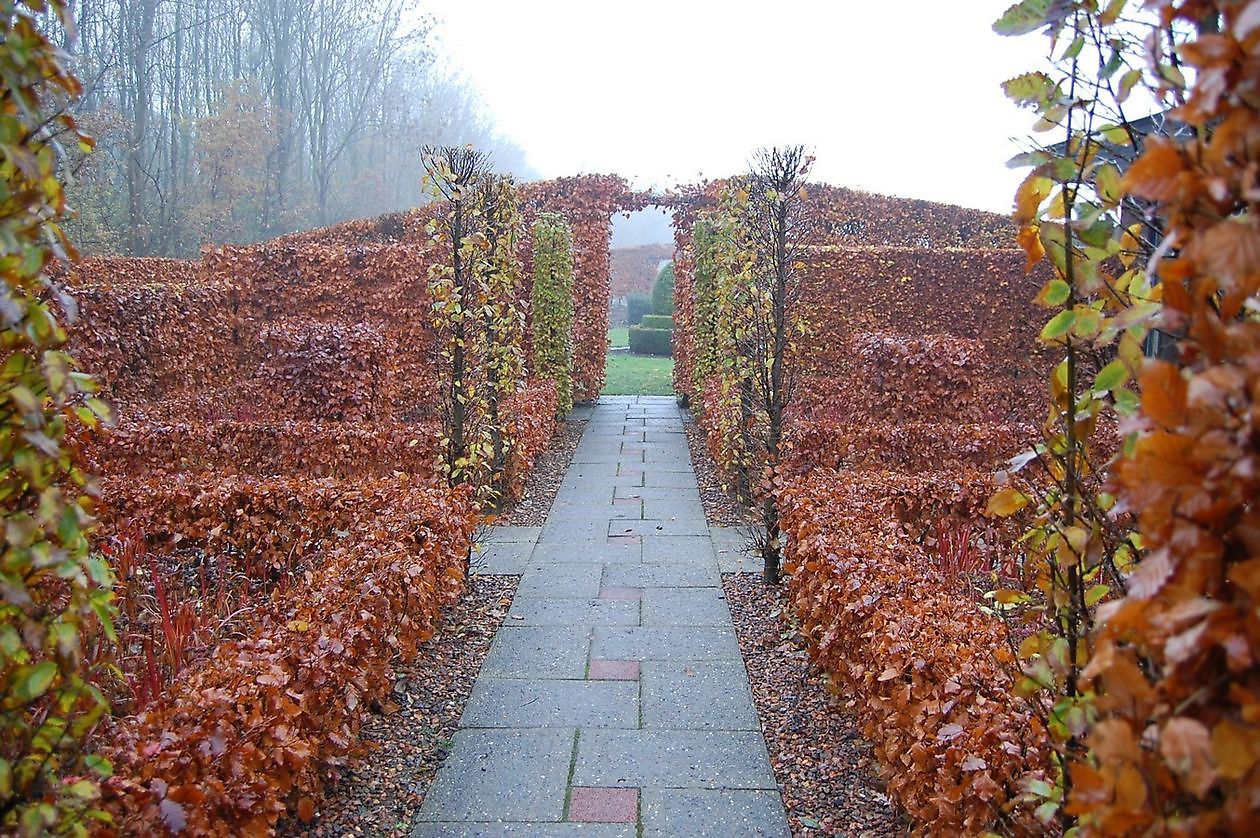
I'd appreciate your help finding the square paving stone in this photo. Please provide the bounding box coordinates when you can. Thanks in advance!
[640,498,706,523]
[415,728,575,822]
[461,679,638,728]
[515,564,603,599]
[413,825,634,837]
[568,787,638,823]
[590,626,741,662]
[619,517,709,537]
[537,520,617,543]
[480,627,591,679]
[641,587,732,627]
[603,563,720,588]
[531,542,642,564]
[640,661,758,730]
[588,659,640,680]
[641,789,789,837]
[642,535,718,565]
[471,542,534,575]
[507,597,639,626]
[608,498,643,520]
[572,730,778,789]
[480,526,542,544]
[599,586,642,601]
[643,471,699,489]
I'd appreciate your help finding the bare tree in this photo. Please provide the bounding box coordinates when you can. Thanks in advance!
[738,145,814,584]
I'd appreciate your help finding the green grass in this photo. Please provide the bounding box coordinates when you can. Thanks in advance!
[607,326,629,348]
[602,352,675,396]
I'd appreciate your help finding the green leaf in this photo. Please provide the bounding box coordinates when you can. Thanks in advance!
[11,661,58,703]
[1040,309,1077,341]
[994,0,1055,35]
[1001,71,1055,106]
[1114,387,1140,416]
[83,754,112,779]
[1096,163,1123,204]
[1093,359,1128,392]
[1118,68,1143,102]
[0,758,10,797]
[1086,584,1110,607]
[1037,279,1071,307]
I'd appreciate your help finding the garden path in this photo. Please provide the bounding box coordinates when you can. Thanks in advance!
[412,395,789,836]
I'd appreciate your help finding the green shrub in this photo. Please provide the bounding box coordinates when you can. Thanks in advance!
[627,294,652,326]
[652,263,675,315]
[640,314,675,330]
[629,326,672,357]
[531,212,574,415]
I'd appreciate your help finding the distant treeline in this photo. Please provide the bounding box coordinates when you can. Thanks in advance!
[57,0,529,256]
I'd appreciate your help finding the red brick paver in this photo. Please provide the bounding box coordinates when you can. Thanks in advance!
[568,786,638,823]
[589,659,640,681]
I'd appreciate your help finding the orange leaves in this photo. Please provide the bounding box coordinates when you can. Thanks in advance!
[1140,360,1188,427]
[777,467,1049,833]
[1121,139,1193,203]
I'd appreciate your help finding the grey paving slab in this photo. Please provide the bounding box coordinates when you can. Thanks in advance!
[641,789,790,837]
[515,564,603,599]
[470,541,533,575]
[641,661,759,730]
[506,596,640,626]
[615,517,709,537]
[590,626,741,662]
[641,497,706,521]
[480,525,542,544]
[615,485,701,501]
[641,586,733,627]
[531,541,642,564]
[643,535,719,564]
[479,627,591,678]
[414,825,635,838]
[573,730,778,789]
[415,728,574,822]
[643,470,699,489]
[603,562,721,588]
[462,678,639,728]
[536,519,615,543]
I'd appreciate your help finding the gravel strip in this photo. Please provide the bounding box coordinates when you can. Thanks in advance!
[499,419,586,526]
[688,409,905,835]
[278,574,517,837]
[682,410,747,527]
[724,574,907,837]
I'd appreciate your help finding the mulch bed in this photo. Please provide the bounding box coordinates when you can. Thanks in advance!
[682,412,746,527]
[279,574,516,837]
[498,418,586,527]
[724,575,906,836]
[685,407,905,835]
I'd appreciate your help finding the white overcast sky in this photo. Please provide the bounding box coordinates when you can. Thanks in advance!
[419,1,1048,214]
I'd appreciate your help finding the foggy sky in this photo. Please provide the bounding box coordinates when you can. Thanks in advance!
[420,1,1050,215]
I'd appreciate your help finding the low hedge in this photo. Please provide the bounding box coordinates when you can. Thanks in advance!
[639,314,675,330]
[628,326,672,357]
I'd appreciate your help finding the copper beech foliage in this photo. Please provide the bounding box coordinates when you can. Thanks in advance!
[671,181,1060,831]
[1065,1,1260,832]
[49,173,622,829]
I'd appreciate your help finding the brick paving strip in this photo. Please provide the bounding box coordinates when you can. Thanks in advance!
[414,396,790,837]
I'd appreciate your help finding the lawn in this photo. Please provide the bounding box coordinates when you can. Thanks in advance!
[602,353,674,396]
[607,326,629,348]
